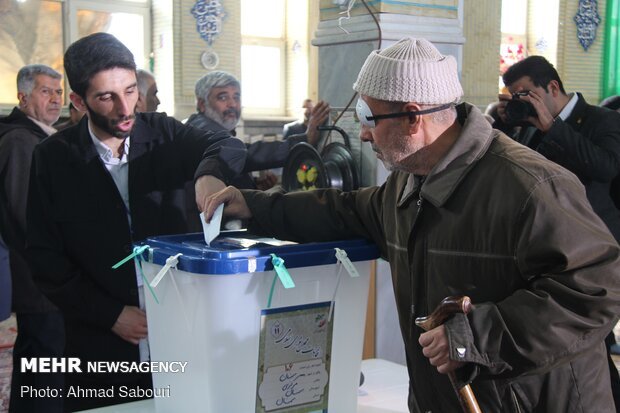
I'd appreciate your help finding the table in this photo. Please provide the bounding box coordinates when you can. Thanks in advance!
[357,358,409,413]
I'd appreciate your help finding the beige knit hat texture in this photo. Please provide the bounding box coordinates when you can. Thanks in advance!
[353,38,463,104]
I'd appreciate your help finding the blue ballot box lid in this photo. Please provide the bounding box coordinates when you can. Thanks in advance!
[139,231,380,275]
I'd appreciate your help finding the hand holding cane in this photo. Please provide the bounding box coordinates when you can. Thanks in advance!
[415,296,482,413]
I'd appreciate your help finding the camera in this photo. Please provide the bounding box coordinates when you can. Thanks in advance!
[504,91,537,123]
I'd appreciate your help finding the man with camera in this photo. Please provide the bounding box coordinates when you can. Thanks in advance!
[497,55,620,411]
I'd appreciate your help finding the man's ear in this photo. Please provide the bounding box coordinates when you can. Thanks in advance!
[548,80,561,97]
[404,102,422,135]
[17,91,27,108]
[70,92,87,113]
[135,93,146,112]
[197,98,206,113]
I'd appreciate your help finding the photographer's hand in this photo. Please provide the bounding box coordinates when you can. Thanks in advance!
[519,90,555,132]
[497,94,512,123]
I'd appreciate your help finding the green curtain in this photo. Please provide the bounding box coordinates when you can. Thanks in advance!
[603,0,620,98]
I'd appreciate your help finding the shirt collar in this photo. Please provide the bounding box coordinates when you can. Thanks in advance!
[27,116,57,136]
[88,121,130,163]
[557,92,579,121]
[397,174,425,207]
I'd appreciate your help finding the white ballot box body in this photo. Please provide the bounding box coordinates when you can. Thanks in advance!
[139,232,379,413]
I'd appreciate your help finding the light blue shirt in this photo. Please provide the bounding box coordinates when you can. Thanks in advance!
[88,122,131,222]
[557,92,579,121]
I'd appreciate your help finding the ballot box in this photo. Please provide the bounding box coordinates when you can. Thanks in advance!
[138,232,379,413]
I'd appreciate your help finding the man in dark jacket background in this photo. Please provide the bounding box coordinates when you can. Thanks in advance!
[0,64,65,413]
[497,56,620,410]
[26,33,243,411]
[498,56,620,240]
[186,71,330,190]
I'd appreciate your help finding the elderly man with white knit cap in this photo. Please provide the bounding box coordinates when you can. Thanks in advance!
[202,38,620,412]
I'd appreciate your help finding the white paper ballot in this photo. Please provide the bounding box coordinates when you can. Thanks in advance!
[201,204,223,246]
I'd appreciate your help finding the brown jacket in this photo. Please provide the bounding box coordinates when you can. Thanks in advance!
[243,103,620,412]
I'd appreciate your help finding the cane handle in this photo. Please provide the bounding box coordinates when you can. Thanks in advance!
[415,295,483,413]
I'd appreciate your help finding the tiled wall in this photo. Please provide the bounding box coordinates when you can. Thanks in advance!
[152,0,175,115]
[462,0,502,108]
[460,0,609,108]
[556,0,606,104]
[154,0,315,123]
[154,1,609,119]
[319,0,459,20]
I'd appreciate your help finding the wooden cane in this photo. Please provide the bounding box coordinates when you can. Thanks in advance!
[415,296,482,413]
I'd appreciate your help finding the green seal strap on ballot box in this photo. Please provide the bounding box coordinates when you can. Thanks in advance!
[270,253,295,289]
[266,253,295,309]
[111,245,160,304]
[111,245,150,269]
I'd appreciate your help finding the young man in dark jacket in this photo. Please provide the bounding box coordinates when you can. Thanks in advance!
[26,33,243,411]
[203,38,620,412]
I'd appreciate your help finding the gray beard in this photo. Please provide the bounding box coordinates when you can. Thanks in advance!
[203,105,239,131]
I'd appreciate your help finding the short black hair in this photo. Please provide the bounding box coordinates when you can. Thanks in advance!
[64,32,136,98]
[502,55,566,94]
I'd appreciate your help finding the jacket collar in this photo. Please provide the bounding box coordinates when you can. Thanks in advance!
[73,114,151,162]
[397,103,494,208]
[563,92,588,127]
[186,112,236,136]
[73,117,100,163]
[1,107,48,137]
[556,92,579,121]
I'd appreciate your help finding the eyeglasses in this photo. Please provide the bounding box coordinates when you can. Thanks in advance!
[355,98,453,128]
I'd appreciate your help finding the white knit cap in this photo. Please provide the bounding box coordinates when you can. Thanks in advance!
[353,38,463,104]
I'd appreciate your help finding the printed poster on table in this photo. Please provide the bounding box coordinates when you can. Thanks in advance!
[256,301,333,413]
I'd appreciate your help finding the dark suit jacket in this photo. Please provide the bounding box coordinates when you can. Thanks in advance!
[514,93,620,241]
[0,233,10,321]
[0,107,57,313]
[187,112,308,186]
[283,120,307,139]
[26,112,241,384]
